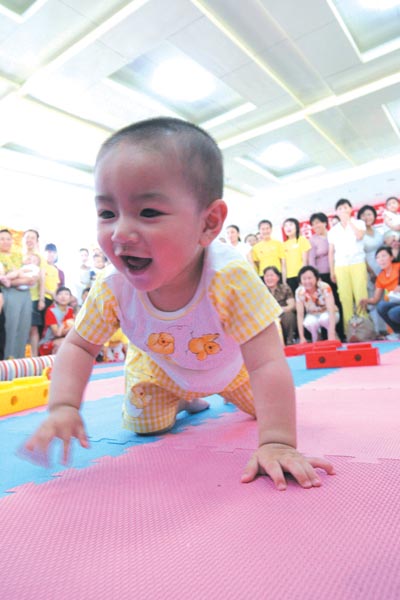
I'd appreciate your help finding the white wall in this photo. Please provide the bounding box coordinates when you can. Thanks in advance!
[1,167,97,287]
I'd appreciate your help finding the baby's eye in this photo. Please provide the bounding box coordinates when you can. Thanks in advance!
[140,208,163,218]
[98,210,115,219]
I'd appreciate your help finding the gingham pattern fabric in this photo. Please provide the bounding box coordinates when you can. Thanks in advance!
[75,242,281,432]
[74,278,120,345]
[208,259,281,345]
[122,348,256,433]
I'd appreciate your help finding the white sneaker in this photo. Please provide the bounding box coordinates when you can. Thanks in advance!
[386,333,400,341]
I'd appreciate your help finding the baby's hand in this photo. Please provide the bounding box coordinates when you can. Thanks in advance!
[241,443,335,490]
[22,406,89,466]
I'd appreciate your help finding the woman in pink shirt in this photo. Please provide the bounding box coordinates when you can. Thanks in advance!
[308,212,344,340]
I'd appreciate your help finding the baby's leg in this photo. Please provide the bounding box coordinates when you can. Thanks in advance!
[123,383,209,435]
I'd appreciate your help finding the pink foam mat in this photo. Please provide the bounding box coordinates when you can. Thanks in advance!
[83,375,124,402]
[165,387,400,464]
[2,346,399,599]
[1,449,399,600]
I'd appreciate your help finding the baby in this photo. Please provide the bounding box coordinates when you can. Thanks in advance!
[24,117,334,490]
[0,253,40,289]
[383,196,400,238]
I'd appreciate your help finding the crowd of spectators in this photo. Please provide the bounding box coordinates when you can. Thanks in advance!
[0,234,109,360]
[223,196,400,344]
[1,195,399,360]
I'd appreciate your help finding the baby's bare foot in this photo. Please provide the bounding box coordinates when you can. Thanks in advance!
[178,398,210,414]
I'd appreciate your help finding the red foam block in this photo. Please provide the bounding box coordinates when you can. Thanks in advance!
[306,346,380,369]
[284,340,342,356]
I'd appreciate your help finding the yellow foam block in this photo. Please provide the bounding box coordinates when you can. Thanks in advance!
[0,369,50,416]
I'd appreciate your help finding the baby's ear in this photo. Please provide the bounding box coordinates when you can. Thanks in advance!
[200,199,228,246]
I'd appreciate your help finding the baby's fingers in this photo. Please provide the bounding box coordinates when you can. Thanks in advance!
[24,425,54,455]
[19,430,53,467]
[263,461,287,490]
[308,457,336,475]
[74,420,90,449]
[260,460,287,490]
[280,458,322,489]
[61,437,72,465]
[241,454,259,483]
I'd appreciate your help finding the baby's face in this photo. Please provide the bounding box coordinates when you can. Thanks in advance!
[386,198,399,213]
[94,141,214,300]
[24,254,40,266]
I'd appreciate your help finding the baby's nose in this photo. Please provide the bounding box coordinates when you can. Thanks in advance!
[112,219,140,245]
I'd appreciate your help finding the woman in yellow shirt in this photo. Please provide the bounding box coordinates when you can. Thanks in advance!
[283,218,311,294]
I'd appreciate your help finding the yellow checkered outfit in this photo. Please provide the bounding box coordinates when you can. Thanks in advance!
[75,242,281,434]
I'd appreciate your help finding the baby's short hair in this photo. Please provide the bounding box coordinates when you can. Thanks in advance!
[97,117,223,209]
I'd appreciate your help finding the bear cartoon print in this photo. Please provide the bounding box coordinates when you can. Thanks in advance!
[125,385,152,418]
[188,333,221,361]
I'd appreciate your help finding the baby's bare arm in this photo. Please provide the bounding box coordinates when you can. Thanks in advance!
[24,329,103,463]
[240,324,335,489]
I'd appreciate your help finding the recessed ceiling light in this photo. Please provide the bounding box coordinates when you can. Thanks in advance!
[358,0,400,9]
[151,59,215,102]
[260,142,306,169]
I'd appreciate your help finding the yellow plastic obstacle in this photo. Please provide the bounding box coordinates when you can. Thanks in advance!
[0,367,51,417]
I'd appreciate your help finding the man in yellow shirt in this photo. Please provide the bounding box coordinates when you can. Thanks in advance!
[251,220,286,280]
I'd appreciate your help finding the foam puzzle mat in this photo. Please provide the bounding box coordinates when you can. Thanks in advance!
[1,342,400,599]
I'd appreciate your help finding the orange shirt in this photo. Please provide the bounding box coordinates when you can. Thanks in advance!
[376,263,400,291]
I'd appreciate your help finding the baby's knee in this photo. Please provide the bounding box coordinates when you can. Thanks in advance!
[123,383,178,435]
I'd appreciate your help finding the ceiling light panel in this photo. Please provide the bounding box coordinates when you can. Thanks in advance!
[110,42,246,122]
[328,0,400,61]
[241,143,317,179]
[0,1,95,80]
[0,0,45,21]
[0,96,108,167]
[238,119,342,163]
[260,141,306,169]
[0,0,35,16]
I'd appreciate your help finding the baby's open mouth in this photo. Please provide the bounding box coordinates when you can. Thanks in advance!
[122,256,152,271]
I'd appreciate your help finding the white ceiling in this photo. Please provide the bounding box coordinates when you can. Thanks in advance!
[1,0,400,222]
